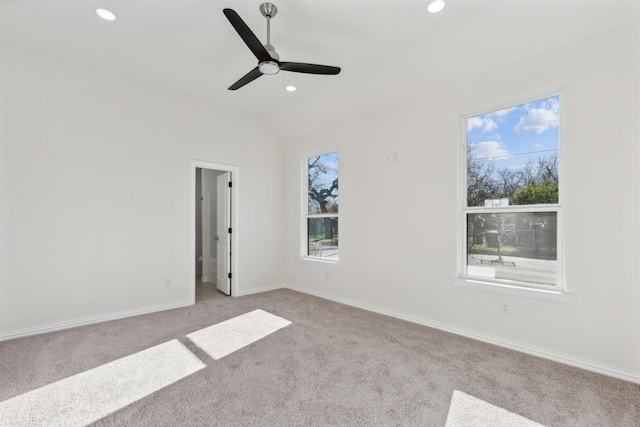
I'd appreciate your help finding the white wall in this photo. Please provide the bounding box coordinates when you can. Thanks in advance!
[1,46,286,336]
[284,23,640,381]
[1,12,638,385]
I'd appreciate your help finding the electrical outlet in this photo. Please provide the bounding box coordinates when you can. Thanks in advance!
[386,152,398,164]
[164,278,171,287]
[500,301,510,315]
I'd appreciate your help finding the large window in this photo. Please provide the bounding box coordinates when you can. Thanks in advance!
[460,92,563,293]
[304,150,339,261]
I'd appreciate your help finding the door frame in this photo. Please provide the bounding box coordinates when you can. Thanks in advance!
[190,160,239,303]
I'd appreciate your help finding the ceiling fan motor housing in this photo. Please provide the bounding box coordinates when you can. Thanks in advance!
[264,43,279,61]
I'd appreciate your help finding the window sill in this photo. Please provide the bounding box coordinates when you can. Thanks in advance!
[299,257,340,268]
[453,277,573,302]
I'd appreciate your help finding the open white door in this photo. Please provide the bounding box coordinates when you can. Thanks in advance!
[216,172,231,295]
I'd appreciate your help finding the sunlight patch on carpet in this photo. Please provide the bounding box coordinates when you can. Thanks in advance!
[445,390,546,427]
[186,309,291,360]
[0,339,205,427]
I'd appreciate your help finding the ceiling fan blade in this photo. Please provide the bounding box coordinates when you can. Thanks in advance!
[223,9,271,62]
[279,62,341,75]
[228,67,263,90]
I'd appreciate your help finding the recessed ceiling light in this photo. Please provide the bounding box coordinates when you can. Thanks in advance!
[285,85,297,92]
[96,8,116,21]
[427,0,445,13]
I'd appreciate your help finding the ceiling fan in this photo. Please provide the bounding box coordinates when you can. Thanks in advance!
[223,3,341,90]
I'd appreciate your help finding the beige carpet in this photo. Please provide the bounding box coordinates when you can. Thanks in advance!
[186,309,291,360]
[0,339,205,426]
[1,289,638,426]
[445,390,546,427]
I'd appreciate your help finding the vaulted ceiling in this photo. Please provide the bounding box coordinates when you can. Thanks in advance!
[2,1,637,139]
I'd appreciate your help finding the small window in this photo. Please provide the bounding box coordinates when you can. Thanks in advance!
[304,150,339,261]
[461,93,562,291]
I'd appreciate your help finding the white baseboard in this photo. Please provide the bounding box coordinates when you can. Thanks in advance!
[283,284,640,385]
[0,301,192,342]
[4,282,638,385]
[235,283,285,297]
[0,283,287,341]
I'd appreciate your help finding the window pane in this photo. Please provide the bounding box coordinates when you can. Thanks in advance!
[466,212,557,286]
[467,96,559,207]
[308,152,339,214]
[307,217,338,259]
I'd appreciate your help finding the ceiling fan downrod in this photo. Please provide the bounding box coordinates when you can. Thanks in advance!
[260,3,279,61]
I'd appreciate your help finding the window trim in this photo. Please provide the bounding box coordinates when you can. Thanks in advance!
[301,147,339,265]
[452,277,572,302]
[455,88,570,299]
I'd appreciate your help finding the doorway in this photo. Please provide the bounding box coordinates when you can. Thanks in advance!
[191,161,239,303]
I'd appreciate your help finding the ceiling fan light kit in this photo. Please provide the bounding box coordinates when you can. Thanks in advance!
[223,3,341,90]
[258,61,279,75]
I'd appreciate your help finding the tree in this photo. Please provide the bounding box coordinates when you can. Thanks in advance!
[466,145,498,206]
[520,153,558,185]
[467,145,559,206]
[495,168,523,199]
[536,152,559,182]
[510,179,559,205]
[308,156,338,240]
[308,156,338,213]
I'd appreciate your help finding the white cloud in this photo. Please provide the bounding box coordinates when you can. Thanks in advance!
[544,97,560,113]
[482,118,497,132]
[470,141,512,161]
[514,98,559,134]
[467,117,484,131]
[492,106,517,118]
[468,117,497,133]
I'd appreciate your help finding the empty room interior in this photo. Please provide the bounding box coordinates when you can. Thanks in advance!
[1,1,639,426]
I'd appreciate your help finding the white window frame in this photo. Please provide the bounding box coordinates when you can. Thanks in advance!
[301,147,340,266]
[454,88,571,302]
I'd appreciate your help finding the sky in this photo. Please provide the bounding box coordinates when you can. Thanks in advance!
[467,95,559,171]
